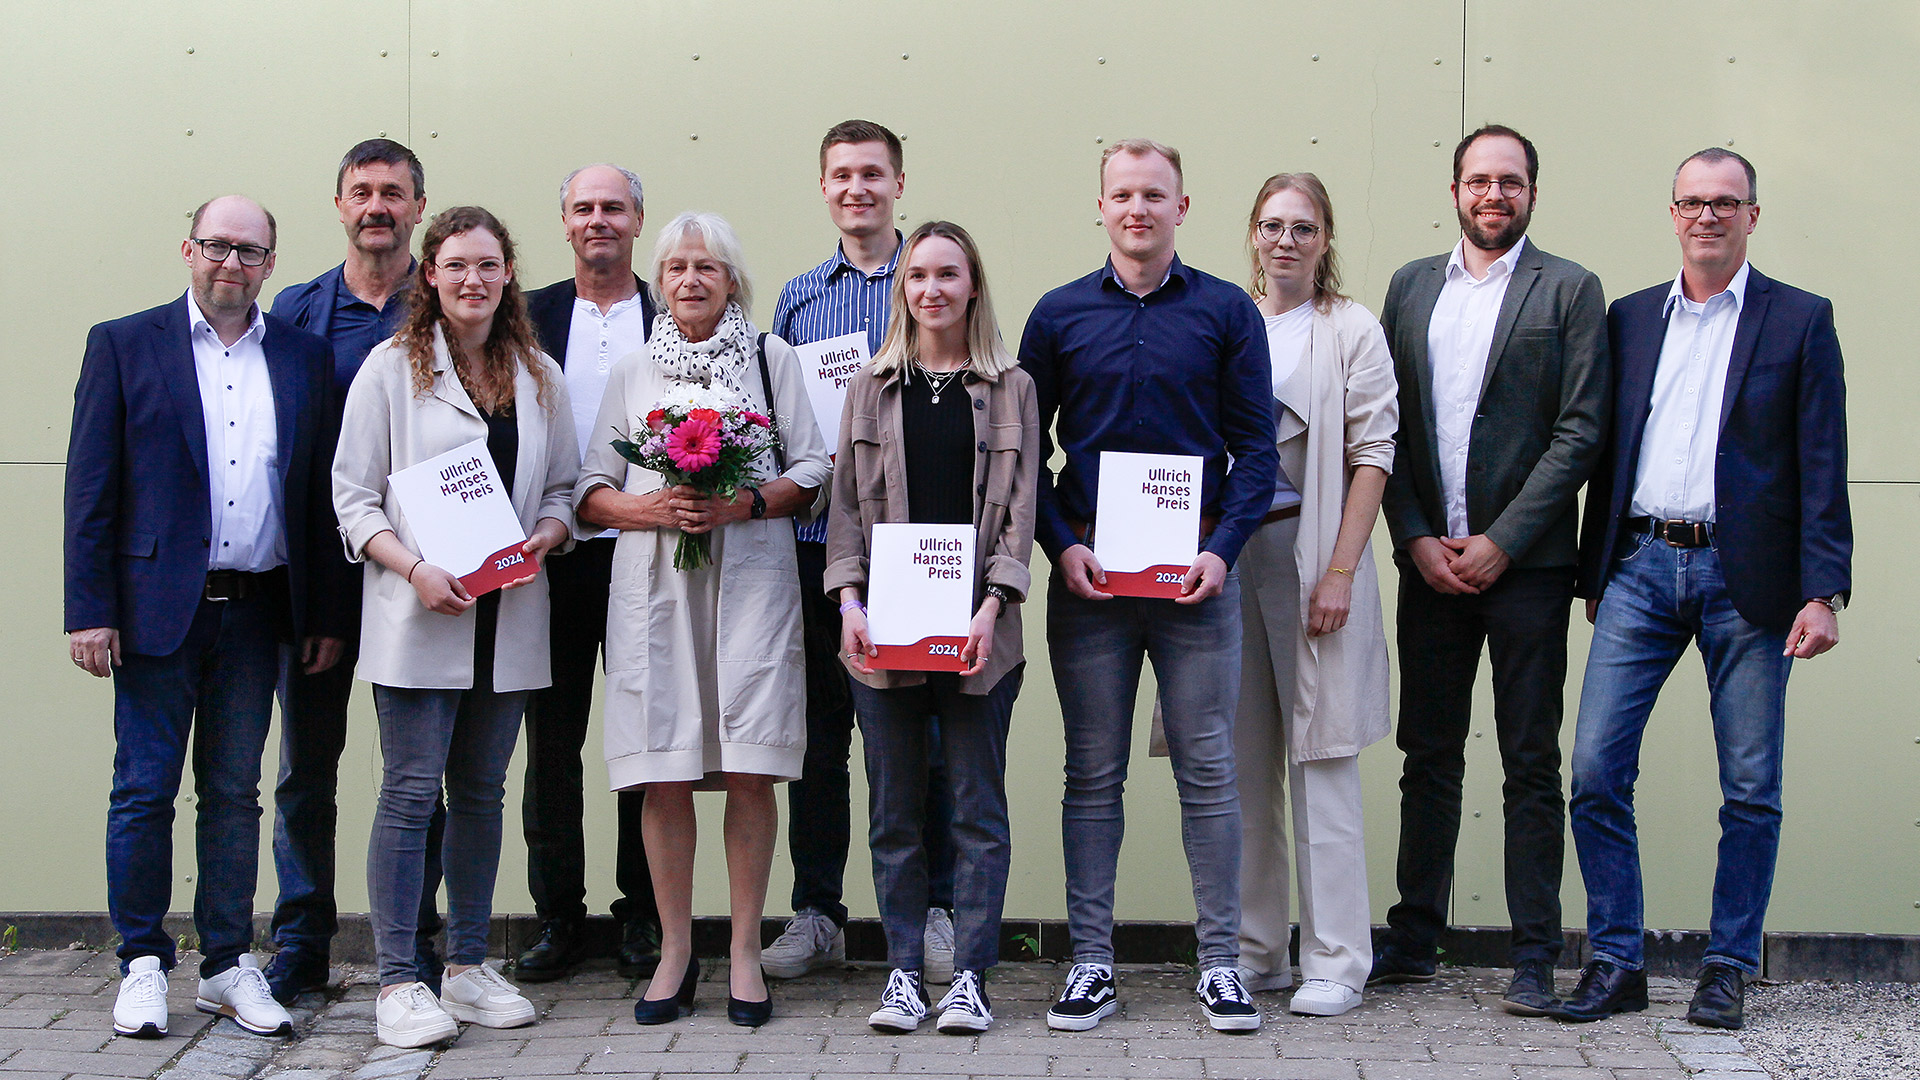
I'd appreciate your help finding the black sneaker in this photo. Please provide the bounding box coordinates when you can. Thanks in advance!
[1195,966,1262,1032]
[515,918,587,983]
[1046,962,1118,1031]
[867,968,929,1033]
[262,950,329,1004]
[1366,943,1438,986]
[935,970,993,1034]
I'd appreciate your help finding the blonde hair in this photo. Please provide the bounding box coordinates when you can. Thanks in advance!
[1246,172,1348,313]
[1100,139,1183,190]
[870,221,1016,379]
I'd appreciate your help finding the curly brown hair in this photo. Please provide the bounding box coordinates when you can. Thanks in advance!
[395,206,555,414]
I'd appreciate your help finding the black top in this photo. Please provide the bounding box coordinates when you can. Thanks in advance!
[900,366,975,526]
[471,404,518,693]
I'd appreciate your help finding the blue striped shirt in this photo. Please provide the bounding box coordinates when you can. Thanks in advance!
[771,234,901,542]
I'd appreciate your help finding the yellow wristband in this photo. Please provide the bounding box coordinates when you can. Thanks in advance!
[1327,566,1353,577]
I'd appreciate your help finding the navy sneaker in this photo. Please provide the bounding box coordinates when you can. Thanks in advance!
[263,950,330,1004]
[1046,963,1118,1031]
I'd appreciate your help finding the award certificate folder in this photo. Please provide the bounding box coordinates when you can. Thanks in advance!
[791,330,869,454]
[865,523,974,672]
[1093,451,1203,599]
[386,438,532,597]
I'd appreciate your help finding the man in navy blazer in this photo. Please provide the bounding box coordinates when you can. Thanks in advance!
[515,163,660,983]
[65,196,346,1039]
[1555,149,1851,1029]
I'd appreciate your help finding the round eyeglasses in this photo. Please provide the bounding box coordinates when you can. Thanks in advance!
[435,259,507,283]
[1255,220,1322,244]
[1458,177,1529,198]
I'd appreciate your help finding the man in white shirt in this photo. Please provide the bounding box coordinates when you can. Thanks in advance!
[1558,148,1850,1030]
[1375,126,1610,1015]
[65,196,345,1040]
[517,164,661,982]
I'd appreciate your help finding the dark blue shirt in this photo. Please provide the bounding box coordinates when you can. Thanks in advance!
[269,261,414,399]
[1017,256,1276,568]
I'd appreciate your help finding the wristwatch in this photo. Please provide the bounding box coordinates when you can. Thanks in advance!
[984,584,1014,612]
[1813,593,1846,615]
[747,486,766,520]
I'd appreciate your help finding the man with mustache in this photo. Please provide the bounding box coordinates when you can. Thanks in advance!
[513,164,662,983]
[1372,125,1609,1016]
[264,138,440,1002]
[1555,148,1850,1029]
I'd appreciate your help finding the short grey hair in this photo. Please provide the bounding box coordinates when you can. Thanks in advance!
[1674,147,1757,202]
[648,211,753,312]
[559,164,644,215]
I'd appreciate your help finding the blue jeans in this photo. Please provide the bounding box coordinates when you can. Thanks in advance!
[368,686,526,985]
[1570,534,1792,975]
[1049,574,1244,969]
[273,646,445,970]
[108,592,282,978]
[852,665,1022,973]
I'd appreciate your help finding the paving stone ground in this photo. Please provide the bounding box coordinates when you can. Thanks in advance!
[0,949,1780,1080]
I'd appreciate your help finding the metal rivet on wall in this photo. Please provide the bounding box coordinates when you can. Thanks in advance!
[1726,140,1736,147]
[1473,811,1482,818]
[1097,57,1106,64]
[429,131,438,138]
[431,50,439,57]
[380,50,388,57]
[901,53,909,60]
[1310,137,1318,144]
[185,129,194,136]
[692,54,700,60]
[378,130,386,137]
[1311,54,1320,61]
[1433,221,1441,228]
[1433,57,1443,65]
[1483,55,1492,62]
[689,133,698,141]
[1471,893,1481,901]
[1433,140,1441,147]
[1728,56,1737,63]
[898,213,906,221]
[185,47,194,54]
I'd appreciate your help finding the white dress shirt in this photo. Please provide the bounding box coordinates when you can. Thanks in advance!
[1427,236,1527,538]
[1629,261,1750,523]
[564,291,650,540]
[187,293,284,571]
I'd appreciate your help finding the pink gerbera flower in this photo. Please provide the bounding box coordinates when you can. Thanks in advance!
[665,417,722,471]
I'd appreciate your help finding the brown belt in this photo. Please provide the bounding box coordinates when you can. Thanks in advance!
[1625,515,1714,549]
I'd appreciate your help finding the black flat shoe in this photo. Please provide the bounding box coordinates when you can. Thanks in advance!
[1686,962,1745,1029]
[633,955,699,1025]
[727,993,773,1027]
[1366,943,1438,986]
[1548,959,1647,1022]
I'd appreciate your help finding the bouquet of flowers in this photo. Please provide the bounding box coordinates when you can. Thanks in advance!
[611,382,780,571]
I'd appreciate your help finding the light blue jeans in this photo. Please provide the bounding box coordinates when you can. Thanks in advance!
[1048,573,1243,969]
[1570,533,1792,975]
[368,686,527,985]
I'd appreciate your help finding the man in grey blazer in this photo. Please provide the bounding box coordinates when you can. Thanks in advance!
[1371,125,1609,1016]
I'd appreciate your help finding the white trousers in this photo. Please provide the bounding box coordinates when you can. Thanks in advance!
[1234,514,1373,991]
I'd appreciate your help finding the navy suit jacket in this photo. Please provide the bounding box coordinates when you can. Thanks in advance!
[1576,266,1851,631]
[64,295,347,656]
[525,274,655,367]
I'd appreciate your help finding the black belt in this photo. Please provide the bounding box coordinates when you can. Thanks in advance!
[204,567,286,602]
[1625,516,1714,549]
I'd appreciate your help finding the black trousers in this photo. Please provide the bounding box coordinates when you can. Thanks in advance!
[1385,557,1574,966]
[521,536,657,929]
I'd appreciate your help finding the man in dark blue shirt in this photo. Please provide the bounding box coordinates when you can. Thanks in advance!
[263,138,437,1002]
[1020,139,1276,1034]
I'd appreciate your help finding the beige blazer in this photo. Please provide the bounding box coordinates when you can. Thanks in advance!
[1269,298,1398,760]
[333,325,579,692]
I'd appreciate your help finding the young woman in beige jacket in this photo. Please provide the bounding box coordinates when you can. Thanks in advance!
[1233,174,1398,1016]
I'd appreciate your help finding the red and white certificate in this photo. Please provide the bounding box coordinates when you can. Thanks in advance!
[387,438,533,596]
[865,523,974,671]
[791,330,869,455]
[1094,451,1202,599]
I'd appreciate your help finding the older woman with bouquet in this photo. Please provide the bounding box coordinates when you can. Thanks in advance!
[576,212,830,1028]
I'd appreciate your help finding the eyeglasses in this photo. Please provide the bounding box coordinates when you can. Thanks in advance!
[435,259,507,283]
[1673,198,1756,219]
[190,237,272,266]
[1255,220,1322,244]
[1458,177,1530,198]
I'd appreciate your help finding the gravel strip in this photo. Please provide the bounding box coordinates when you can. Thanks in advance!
[1740,980,1920,1079]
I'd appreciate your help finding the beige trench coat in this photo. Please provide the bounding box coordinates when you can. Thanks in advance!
[332,326,579,692]
[577,330,831,789]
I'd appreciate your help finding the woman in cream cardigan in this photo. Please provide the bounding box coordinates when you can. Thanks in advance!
[1233,173,1398,1016]
[333,206,578,1048]
[575,212,829,1028]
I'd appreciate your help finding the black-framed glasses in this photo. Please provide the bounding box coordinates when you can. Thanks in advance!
[1459,177,1529,198]
[435,259,507,282]
[1673,198,1756,219]
[1255,219,1322,244]
[190,237,272,266]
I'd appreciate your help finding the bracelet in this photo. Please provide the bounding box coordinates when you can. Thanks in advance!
[406,558,424,583]
[1327,566,1353,577]
[838,599,865,614]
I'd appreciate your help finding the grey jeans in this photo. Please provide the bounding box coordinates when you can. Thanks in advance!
[1048,573,1244,969]
[368,685,527,985]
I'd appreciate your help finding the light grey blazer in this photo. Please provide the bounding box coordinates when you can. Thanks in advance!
[333,325,578,691]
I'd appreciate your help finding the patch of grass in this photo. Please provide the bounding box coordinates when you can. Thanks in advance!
[2,924,18,951]
[1010,932,1040,959]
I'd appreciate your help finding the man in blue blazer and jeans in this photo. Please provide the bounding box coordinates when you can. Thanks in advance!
[1556,148,1851,1030]
[65,196,346,1039]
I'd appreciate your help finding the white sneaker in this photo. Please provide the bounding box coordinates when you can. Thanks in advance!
[1238,964,1293,993]
[1288,978,1362,1016]
[376,981,459,1048]
[867,968,929,1032]
[195,955,294,1036]
[760,909,845,979]
[923,908,956,985]
[441,963,535,1028]
[113,956,168,1038]
[936,969,993,1034]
